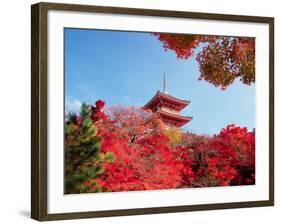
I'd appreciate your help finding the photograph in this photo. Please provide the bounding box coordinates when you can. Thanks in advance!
[64,29,256,194]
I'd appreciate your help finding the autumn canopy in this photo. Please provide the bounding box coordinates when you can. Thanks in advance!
[65,100,255,193]
[154,34,255,89]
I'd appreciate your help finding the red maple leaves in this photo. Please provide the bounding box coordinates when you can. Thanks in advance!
[190,124,255,187]
[153,33,201,59]
[90,99,107,122]
[94,106,183,191]
[154,33,255,89]
[65,100,255,193]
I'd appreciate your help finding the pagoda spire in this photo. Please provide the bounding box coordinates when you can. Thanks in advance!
[163,70,168,94]
[144,70,192,128]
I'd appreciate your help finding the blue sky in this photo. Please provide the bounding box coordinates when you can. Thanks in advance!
[64,28,255,135]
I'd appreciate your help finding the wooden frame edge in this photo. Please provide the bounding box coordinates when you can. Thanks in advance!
[31,3,40,220]
[39,200,273,221]
[31,3,48,221]
[269,18,274,204]
[31,2,274,221]
[36,2,274,23]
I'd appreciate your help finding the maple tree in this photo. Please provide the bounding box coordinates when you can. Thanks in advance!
[95,106,183,191]
[154,34,255,89]
[187,124,255,187]
[101,106,166,142]
[98,133,183,191]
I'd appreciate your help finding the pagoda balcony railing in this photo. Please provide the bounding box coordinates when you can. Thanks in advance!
[159,107,180,115]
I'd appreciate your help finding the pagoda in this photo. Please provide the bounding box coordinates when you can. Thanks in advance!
[144,72,192,128]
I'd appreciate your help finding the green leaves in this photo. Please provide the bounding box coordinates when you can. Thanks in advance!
[80,102,91,120]
[65,167,104,193]
[65,124,76,136]
[86,127,96,135]
[65,173,87,190]
[83,166,104,178]
[105,152,115,163]
[82,117,91,128]
[64,102,105,194]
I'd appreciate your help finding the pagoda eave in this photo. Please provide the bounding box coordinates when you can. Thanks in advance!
[157,110,192,127]
[144,91,190,111]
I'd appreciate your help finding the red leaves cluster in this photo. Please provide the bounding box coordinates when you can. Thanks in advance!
[67,100,255,193]
[98,137,144,191]
[97,133,183,191]
[191,124,255,187]
[94,106,183,191]
[90,99,108,122]
[154,33,201,59]
[154,33,255,89]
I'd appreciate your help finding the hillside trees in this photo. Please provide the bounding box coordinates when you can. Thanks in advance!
[65,100,255,194]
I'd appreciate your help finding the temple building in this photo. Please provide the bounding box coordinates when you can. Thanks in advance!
[144,72,192,128]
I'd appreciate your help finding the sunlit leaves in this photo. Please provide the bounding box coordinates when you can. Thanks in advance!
[154,33,255,89]
[197,37,255,89]
[154,33,201,59]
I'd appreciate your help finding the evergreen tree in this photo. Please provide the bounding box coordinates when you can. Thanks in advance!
[64,103,112,193]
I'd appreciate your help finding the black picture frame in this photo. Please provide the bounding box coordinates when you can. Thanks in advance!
[31,2,274,221]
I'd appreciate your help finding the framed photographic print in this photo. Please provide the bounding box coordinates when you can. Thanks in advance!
[31,2,274,221]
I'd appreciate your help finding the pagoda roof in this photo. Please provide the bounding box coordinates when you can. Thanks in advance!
[157,109,192,122]
[144,91,190,111]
